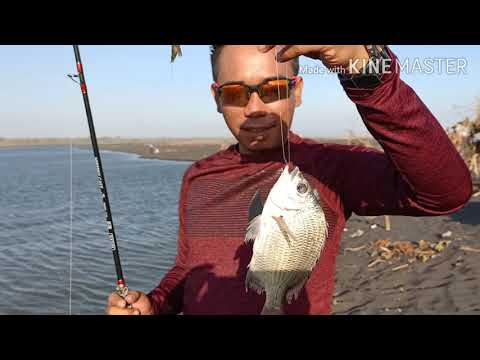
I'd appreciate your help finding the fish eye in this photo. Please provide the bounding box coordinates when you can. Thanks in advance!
[296,182,308,194]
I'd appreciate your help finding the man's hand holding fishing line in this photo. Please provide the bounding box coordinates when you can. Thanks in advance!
[258,45,371,74]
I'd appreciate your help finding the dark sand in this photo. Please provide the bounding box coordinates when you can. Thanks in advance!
[93,142,231,162]
[75,140,480,314]
[333,202,480,314]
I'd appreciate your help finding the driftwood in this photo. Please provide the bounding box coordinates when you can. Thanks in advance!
[344,245,367,253]
[391,264,409,272]
[460,246,480,253]
[384,216,391,231]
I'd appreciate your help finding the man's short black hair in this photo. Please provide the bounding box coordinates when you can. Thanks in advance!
[210,45,300,82]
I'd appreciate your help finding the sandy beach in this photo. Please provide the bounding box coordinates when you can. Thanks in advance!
[333,201,480,314]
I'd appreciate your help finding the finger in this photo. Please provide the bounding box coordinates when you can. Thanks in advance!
[106,306,141,315]
[132,294,154,315]
[108,292,126,308]
[275,45,301,63]
[257,45,276,53]
[125,290,141,304]
[277,45,332,62]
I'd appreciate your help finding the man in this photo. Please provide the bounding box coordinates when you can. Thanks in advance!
[106,45,472,315]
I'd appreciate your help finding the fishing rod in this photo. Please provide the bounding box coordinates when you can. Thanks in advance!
[70,45,129,300]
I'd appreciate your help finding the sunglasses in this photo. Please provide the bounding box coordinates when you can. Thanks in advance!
[212,76,300,107]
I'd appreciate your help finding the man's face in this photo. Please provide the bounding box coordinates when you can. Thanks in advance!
[211,45,303,154]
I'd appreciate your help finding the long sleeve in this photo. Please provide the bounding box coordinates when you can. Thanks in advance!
[147,169,192,314]
[338,46,472,217]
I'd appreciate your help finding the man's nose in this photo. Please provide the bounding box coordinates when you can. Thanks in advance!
[244,92,268,118]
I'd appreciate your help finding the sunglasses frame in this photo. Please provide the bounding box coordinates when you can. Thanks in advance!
[212,76,300,106]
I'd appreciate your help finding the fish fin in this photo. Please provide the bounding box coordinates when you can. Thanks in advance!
[245,215,262,243]
[272,215,295,247]
[245,270,264,295]
[285,276,309,305]
[261,306,284,315]
[246,189,263,243]
[248,189,264,222]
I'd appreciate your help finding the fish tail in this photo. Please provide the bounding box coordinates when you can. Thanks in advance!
[260,306,284,315]
[261,290,285,315]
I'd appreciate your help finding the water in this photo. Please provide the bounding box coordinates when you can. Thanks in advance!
[0,145,191,314]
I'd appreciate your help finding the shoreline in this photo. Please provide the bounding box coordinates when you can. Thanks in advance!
[10,140,477,187]
[3,140,478,188]
[76,142,231,162]
[72,136,378,163]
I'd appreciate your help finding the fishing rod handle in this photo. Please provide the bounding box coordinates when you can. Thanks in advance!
[116,282,133,309]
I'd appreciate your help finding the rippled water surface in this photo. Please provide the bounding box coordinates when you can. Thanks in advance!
[0,145,191,314]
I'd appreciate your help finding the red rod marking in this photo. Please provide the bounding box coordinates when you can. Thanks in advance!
[81,84,87,94]
[76,63,83,74]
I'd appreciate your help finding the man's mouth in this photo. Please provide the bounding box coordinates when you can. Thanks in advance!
[240,120,277,133]
[245,126,274,133]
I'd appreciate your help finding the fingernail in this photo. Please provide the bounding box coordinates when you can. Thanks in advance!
[258,45,267,52]
[134,310,140,315]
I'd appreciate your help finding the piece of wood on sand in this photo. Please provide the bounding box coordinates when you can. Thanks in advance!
[391,263,409,272]
[344,245,367,253]
[368,258,385,268]
[460,246,480,253]
[384,215,391,231]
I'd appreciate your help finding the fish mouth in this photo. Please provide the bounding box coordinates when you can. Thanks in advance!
[283,166,302,181]
[289,166,300,179]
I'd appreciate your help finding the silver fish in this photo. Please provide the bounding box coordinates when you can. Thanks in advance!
[245,165,328,315]
[171,45,182,63]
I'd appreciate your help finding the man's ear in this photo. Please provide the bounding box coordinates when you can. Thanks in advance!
[211,84,222,113]
[294,76,304,108]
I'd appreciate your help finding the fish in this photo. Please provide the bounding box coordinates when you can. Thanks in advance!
[245,165,328,315]
[171,45,182,63]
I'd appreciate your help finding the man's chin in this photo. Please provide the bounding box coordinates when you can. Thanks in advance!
[240,136,281,154]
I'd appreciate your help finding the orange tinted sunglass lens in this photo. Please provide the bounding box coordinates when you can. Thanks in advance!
[260,79,290,103]
[219,84,249,106]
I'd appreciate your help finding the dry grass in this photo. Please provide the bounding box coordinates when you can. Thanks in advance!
[447,100,480,177]
[344,130,382,151]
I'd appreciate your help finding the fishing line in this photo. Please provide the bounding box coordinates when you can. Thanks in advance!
[69,136,73,315]
[285,59,291,164]
[274,47,288,165]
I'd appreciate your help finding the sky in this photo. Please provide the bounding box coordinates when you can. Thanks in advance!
[1,45,479,139]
